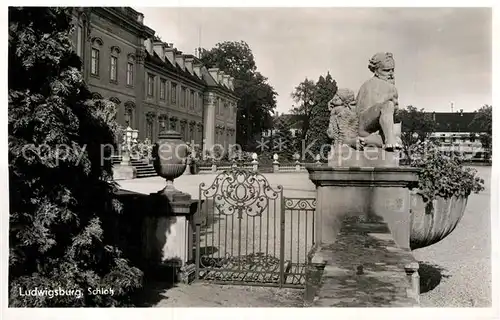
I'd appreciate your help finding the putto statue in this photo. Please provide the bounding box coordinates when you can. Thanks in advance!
[326,88,360,148]
[327,52,402,152]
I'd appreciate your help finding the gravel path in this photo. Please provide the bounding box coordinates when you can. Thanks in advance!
[152,283,304,307]
[412,166,492,307]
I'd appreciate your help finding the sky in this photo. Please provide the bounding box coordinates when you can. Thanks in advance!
[136,7,492,114]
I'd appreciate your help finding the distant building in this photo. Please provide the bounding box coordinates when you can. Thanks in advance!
[70,7,238,151]
[427,111,489,159]
[266,110,490,159]
[262,113,304,138]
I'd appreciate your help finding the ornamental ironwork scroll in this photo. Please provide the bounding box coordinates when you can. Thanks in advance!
[199,167,283,219]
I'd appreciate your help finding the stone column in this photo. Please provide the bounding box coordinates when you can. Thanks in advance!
[135,45,146,139]
[203,92,216,154]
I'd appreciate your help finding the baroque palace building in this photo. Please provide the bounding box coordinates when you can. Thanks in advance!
[70,7,238,151]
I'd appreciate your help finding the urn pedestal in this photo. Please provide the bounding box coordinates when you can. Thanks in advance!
[143,130,196,283]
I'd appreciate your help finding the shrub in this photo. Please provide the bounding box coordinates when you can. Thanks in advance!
[409,140,485,201]
[130,138,153,161]
[8,7,142,307]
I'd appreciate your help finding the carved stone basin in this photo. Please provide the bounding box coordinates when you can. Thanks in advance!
[409,189,468,250]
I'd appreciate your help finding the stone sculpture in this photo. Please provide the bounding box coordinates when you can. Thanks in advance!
[327,52,402,152]
[326,88,361,148]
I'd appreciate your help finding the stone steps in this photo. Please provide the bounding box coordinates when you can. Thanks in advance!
[111,155,158,178]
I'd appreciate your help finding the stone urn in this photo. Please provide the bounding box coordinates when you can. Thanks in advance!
[409,189,468,250]
[153,130,188,193]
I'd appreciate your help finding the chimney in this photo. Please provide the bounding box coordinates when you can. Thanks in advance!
[432,111,436,121]
[193,62,202,78]
[228,77,235,90]
[152,41,166,62]
[175,51,185,70]
[208,68,220,83]
[164,46,175,65]
[137,12,144,24]
[184,56,194,75]
[217,71,225,85]
[222,74,230,88]
[144,38,153,54]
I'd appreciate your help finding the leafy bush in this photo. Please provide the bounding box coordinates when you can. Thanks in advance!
[409,140,485,201]
[130,138,153,161]
[9,7,142,307]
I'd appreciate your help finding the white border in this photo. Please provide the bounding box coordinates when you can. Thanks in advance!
[2,1,498,320]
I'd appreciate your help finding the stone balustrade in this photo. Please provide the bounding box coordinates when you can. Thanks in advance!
[196,153,316,174]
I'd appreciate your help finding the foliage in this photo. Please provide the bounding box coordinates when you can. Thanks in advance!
[272,114,299,158]
[200,41,278,150]
[469,104,492,158]
[306,73,338,159]
[8,7,142,307]
[290,78,316,141]
[394,105,437,160]
[130,138,153,161]
[409,141,484,202]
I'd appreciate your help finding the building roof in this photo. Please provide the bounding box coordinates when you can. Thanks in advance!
[200,67,236,97]
[145,49,237,98]
[145,51,206,86]
[429,112,484,133]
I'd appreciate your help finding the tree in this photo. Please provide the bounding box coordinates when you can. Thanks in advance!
[395,105,437,160]
[306,73,338,160]
[200,41,277,150]
[290,78,316,141]
[8,7,142,307]
[469,104,492,158]
[271,114,297,160]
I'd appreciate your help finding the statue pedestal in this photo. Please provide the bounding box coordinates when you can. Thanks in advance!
[306,165,418,249]
[328,144,400,168]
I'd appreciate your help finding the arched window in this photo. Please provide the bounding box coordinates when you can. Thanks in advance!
[180,119,187,141]
[90,37,103,77]
[126,54,135,86]
[124,101,136,128]
[159,114,168,133]
[188,121,196,142]
[145,112,156,141]
[110,46,121,83]
[169,117,178,131]
[109,97,121,105]
[91,92,103,100]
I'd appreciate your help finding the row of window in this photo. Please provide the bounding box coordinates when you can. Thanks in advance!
[430,137,478,143]
[146,73,204,112]
[215,98,233,118]
[145,118,203,143]
[90,47,135,86]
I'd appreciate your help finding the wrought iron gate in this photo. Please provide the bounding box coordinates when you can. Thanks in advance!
[194,168,316,288]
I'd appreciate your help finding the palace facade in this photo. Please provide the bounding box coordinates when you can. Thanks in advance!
[70,7,238,151]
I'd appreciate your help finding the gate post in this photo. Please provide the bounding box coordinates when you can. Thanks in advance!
[273,154,279,173]
[252,153,259,171]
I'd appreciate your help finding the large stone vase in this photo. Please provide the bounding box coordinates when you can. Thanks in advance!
[409,189,468,250]
[153,130,188,193]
